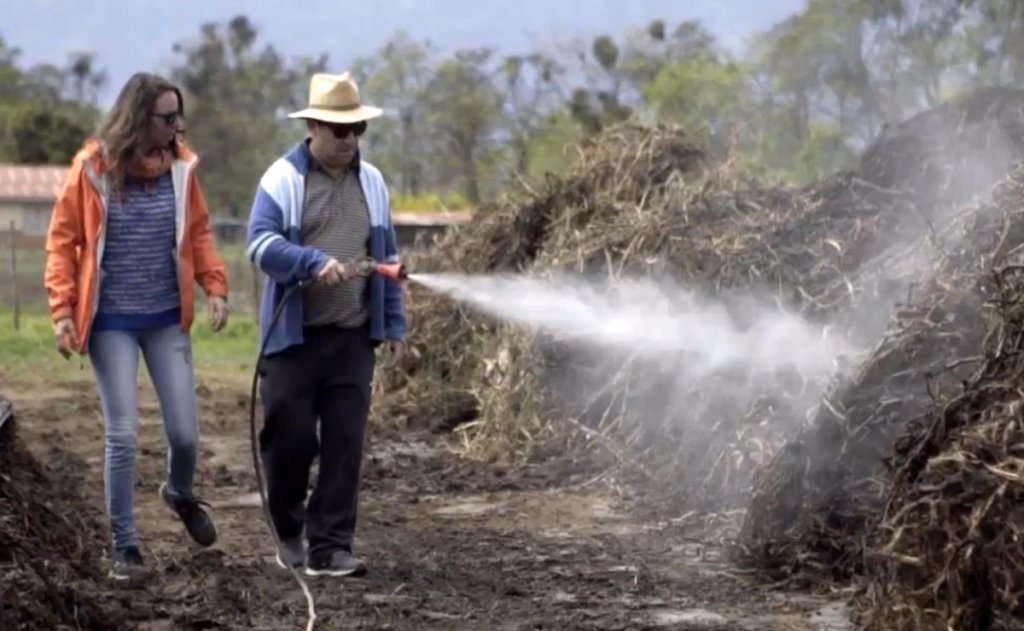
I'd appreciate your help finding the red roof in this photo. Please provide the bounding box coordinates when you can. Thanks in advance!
[0,164,67,202]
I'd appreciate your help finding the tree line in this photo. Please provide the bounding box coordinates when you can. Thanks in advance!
[2,1,1023,216]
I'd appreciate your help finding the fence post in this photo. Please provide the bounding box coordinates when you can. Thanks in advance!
[8,221,18,332]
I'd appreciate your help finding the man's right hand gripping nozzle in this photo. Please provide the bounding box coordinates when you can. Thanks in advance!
[316,258,361,286]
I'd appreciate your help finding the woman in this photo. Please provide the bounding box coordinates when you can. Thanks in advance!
[43,72,230,581]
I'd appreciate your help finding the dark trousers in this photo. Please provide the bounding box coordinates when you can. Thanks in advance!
[257,324,377,558]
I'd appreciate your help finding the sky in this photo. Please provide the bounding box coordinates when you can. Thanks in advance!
[4,0,805,106]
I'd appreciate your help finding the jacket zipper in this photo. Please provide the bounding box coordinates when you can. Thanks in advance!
[82,161,108,353]
[176,159,196,328]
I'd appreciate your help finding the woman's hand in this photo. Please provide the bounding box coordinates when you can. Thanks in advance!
[208,296,229,332]
[55,318,79,359]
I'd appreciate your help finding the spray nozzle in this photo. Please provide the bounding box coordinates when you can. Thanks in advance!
[375,262,408,281]
[347,257,409,282]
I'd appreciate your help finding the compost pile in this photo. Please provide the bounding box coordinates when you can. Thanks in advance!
[855,168,1024,630]
[382,124,710,433]
[382,87,1024,516]
[736,88,1024,593]
[738,186,1016,580]
[0,408,135,630]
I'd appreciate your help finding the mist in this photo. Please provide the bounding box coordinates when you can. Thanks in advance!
[824,103,1024,352]
[412,270,856,484]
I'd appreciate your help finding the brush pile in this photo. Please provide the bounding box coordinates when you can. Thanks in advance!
[382,87,1024,518]
[864,288,1024,626]
[0,406,135,629]
[736,89,1024,591]
[737,186,1016,580]
[382,124,709,433]
[854,169,1024,630]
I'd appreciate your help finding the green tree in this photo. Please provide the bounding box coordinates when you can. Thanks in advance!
[420,48,504,204]
[351,31,438,196]
[169,15,326,216]
[644,55,749,157]
[550,33,634,134]
[499,53,564,176]
[0,35,104,164]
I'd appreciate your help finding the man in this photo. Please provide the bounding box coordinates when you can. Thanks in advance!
[246,71,406,578]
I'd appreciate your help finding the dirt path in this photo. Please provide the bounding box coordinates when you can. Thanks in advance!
[6,370,854,630]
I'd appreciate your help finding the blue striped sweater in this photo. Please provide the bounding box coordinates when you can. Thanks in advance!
[92,172,181,331]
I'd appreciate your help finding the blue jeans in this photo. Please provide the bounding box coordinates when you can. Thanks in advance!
[88,324,200,551]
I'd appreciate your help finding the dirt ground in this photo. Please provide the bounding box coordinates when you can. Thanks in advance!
[3,367,854,631]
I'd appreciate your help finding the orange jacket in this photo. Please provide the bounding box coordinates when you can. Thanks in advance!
[43,139,228,353]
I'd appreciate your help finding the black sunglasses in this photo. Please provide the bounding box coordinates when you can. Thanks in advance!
[321,121,367,138]
[151,111,183,126]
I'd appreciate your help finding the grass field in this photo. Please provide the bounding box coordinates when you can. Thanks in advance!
[0,309,260,379]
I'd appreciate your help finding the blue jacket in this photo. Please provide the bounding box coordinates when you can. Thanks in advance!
[246,140,406,356]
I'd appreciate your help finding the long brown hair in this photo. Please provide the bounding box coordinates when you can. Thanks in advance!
[94,72,185,190]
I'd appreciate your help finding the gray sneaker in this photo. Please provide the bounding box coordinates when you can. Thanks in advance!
[110,546,145,581]
[159,482,217,547]
[276,538,306,569]
[305,549,367,578]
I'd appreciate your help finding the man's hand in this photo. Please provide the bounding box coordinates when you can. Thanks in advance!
[387,340,405,361]
[55,318,78,359]
[316,258,356,285]
[208,296,229,332]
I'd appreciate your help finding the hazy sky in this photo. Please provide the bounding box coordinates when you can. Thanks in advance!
[5,0,804,105]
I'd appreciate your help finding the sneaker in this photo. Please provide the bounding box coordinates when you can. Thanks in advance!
[159,482,217,547]
[305,549,367,578]
[276,538,306,569]
[110,546,145,581]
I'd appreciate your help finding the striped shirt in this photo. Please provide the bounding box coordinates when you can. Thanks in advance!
[300,162,371,328]
[93,173,180,331]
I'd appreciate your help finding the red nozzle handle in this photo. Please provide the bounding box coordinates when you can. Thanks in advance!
[375,262,408,281]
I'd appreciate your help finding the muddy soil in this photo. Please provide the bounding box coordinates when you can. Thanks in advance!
[1,368,853,630]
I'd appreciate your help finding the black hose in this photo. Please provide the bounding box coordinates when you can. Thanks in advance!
[247,281,318,629]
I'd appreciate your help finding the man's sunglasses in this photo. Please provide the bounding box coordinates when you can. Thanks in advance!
[322,121,368,139]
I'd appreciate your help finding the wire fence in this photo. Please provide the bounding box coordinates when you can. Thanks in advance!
[0,215,454,333]
[0,225,263,331]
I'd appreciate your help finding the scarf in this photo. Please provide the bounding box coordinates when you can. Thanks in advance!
[126,146,175,180]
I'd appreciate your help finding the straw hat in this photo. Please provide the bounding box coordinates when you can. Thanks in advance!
[288,72,383,124]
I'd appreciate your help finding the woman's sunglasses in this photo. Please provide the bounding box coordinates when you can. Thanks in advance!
[151,111,183,127]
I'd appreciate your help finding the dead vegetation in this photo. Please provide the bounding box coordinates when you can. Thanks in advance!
[867,309,1024,628]
[853,172,1024,630]
[737,175,1019,582]
[381,124,709,436]
[386,86,1024,499]
[0,410,130,630]
[377,86,1024,625]
[734,91,1024,592]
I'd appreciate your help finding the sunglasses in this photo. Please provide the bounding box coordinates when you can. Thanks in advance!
[321,121,367,139]
[151,111,183,126]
